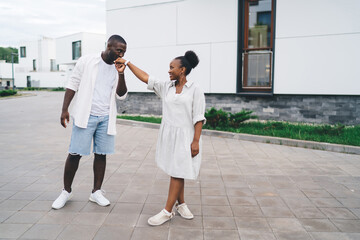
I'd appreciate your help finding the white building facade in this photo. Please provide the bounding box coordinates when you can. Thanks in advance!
[16,33,106,88]
[107,0,360,124]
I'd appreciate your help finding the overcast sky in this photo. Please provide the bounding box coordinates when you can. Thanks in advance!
[0,0,106,47]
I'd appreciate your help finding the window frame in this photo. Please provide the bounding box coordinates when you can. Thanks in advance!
[20,47,26,58]
[72,40,82,60]
[237,0,276,94]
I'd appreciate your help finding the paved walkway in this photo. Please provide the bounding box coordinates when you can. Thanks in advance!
[0,91,360,240]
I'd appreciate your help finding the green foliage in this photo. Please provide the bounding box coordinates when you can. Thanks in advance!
[51,87,65,91]
[229,110,258,128]
[205,107,257,129]
[0,47,18,63]
[22,87,43,91]
[313,124,345,136]
[0,90,17,97]
[117,115,162,124]
[204,107,229,129]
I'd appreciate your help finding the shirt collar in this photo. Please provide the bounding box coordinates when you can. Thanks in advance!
[170,80,194,87]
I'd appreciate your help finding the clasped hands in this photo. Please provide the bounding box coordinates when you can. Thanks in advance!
[114,57,126,74]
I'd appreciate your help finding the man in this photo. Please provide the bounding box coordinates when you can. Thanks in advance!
[52,35,128,209]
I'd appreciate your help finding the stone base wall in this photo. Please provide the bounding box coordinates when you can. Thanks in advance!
[117,92,360,125]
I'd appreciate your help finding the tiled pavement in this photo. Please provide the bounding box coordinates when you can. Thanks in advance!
[1,91,360,240]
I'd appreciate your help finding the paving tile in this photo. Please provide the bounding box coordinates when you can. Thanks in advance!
[310,197,343,208]
[331,219,360,232]
[71,212,108,225]
[38,212,76,224]
[203,216,237,230]
[0,200,30,211]
[260,206,294,218]
[93,226,133,240]
[56,224,99,240]
[204,229,240,240]
[0,223,32,238]
[21,200,53,211]
[103,213,139,227]
[310,232,360,240]
[168,228,203,240]
[299,218,338,232]
[201,196,229,206]
[201,206,233,217]
[238,229,276,240]
[170,216,203,228]
[111,203,144,215]
[19,224,65,240]
[231,206,263,217]
[228,196,257,206]
[320,207,358,219]
[234,217,270,231]
[274,231,312,240]
[0,211,15,223]
[131,226,169,240]
[291,207,327,219]
[267,218,306,232]
[4,211,46,224]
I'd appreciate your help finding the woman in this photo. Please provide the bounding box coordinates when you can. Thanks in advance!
[115,51,206,226]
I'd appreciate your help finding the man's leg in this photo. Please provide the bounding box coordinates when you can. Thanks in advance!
[63,153,81,193]
[93,153,106,192]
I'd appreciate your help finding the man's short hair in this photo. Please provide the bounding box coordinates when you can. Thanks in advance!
[107,35,126,45]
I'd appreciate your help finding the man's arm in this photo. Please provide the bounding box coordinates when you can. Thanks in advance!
[60,88,76,128]
[116,72,127,97]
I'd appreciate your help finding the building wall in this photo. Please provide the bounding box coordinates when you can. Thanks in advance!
[274,0,360,95]
[15,72,66,88]
[117,93,360,125]
[106,0,238,93]
[56,33,105,65]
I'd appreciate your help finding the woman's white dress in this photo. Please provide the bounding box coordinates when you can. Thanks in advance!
[147,76,206,180]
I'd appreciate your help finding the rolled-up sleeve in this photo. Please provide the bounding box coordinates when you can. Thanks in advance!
[66,57,85,92]
[192,86,206,125]
[147,75,165,98]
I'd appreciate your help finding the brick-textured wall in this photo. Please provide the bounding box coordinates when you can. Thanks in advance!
[117,93,360,125]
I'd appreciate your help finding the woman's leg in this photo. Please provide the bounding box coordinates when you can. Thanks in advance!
[164,177,184,212]
[177,180,185,204]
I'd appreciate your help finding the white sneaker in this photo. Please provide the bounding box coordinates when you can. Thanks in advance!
[175,203,194,219]
[52,189,72,210]
[89,190,110,207]
[148,209,175,226]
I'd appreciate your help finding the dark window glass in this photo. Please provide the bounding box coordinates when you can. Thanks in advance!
[72,41,81,60]
[20,47,26,58]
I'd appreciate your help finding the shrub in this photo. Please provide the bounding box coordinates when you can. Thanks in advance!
[0,89,17,97]
[52,87,65,91]
[205,107,257,129]
[229,110,258,128]
[205,107,229,129]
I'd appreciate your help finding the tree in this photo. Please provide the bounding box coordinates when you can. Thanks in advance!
[0,47,19,63]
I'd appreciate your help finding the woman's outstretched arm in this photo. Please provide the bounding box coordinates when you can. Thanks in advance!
[115,58,149,84]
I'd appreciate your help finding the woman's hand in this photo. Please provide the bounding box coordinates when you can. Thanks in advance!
[191,140,200,157]
[114,57,126,73]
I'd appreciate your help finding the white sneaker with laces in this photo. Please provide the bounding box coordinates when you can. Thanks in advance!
[175,203,194,219]
[52,189,72,210]
[148,209,175,226]
[89,190,110,206]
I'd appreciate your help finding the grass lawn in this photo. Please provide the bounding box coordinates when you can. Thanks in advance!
[117,115,360,147]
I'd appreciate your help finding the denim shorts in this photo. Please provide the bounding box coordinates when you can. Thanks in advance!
[69,115,115,156]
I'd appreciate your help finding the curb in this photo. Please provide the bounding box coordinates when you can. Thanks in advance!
[116,119,360,155]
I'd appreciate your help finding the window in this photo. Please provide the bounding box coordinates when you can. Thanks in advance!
[20,47,26,58]
[72,41,81,60]
[33,59,36,71]
[50,59,56,71]
[238,0,275,93]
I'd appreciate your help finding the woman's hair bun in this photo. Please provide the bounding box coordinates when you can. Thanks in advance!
[184,51,199,69]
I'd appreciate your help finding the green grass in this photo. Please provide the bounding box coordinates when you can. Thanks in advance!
[117,115,162,124]
[117,115,360,147]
